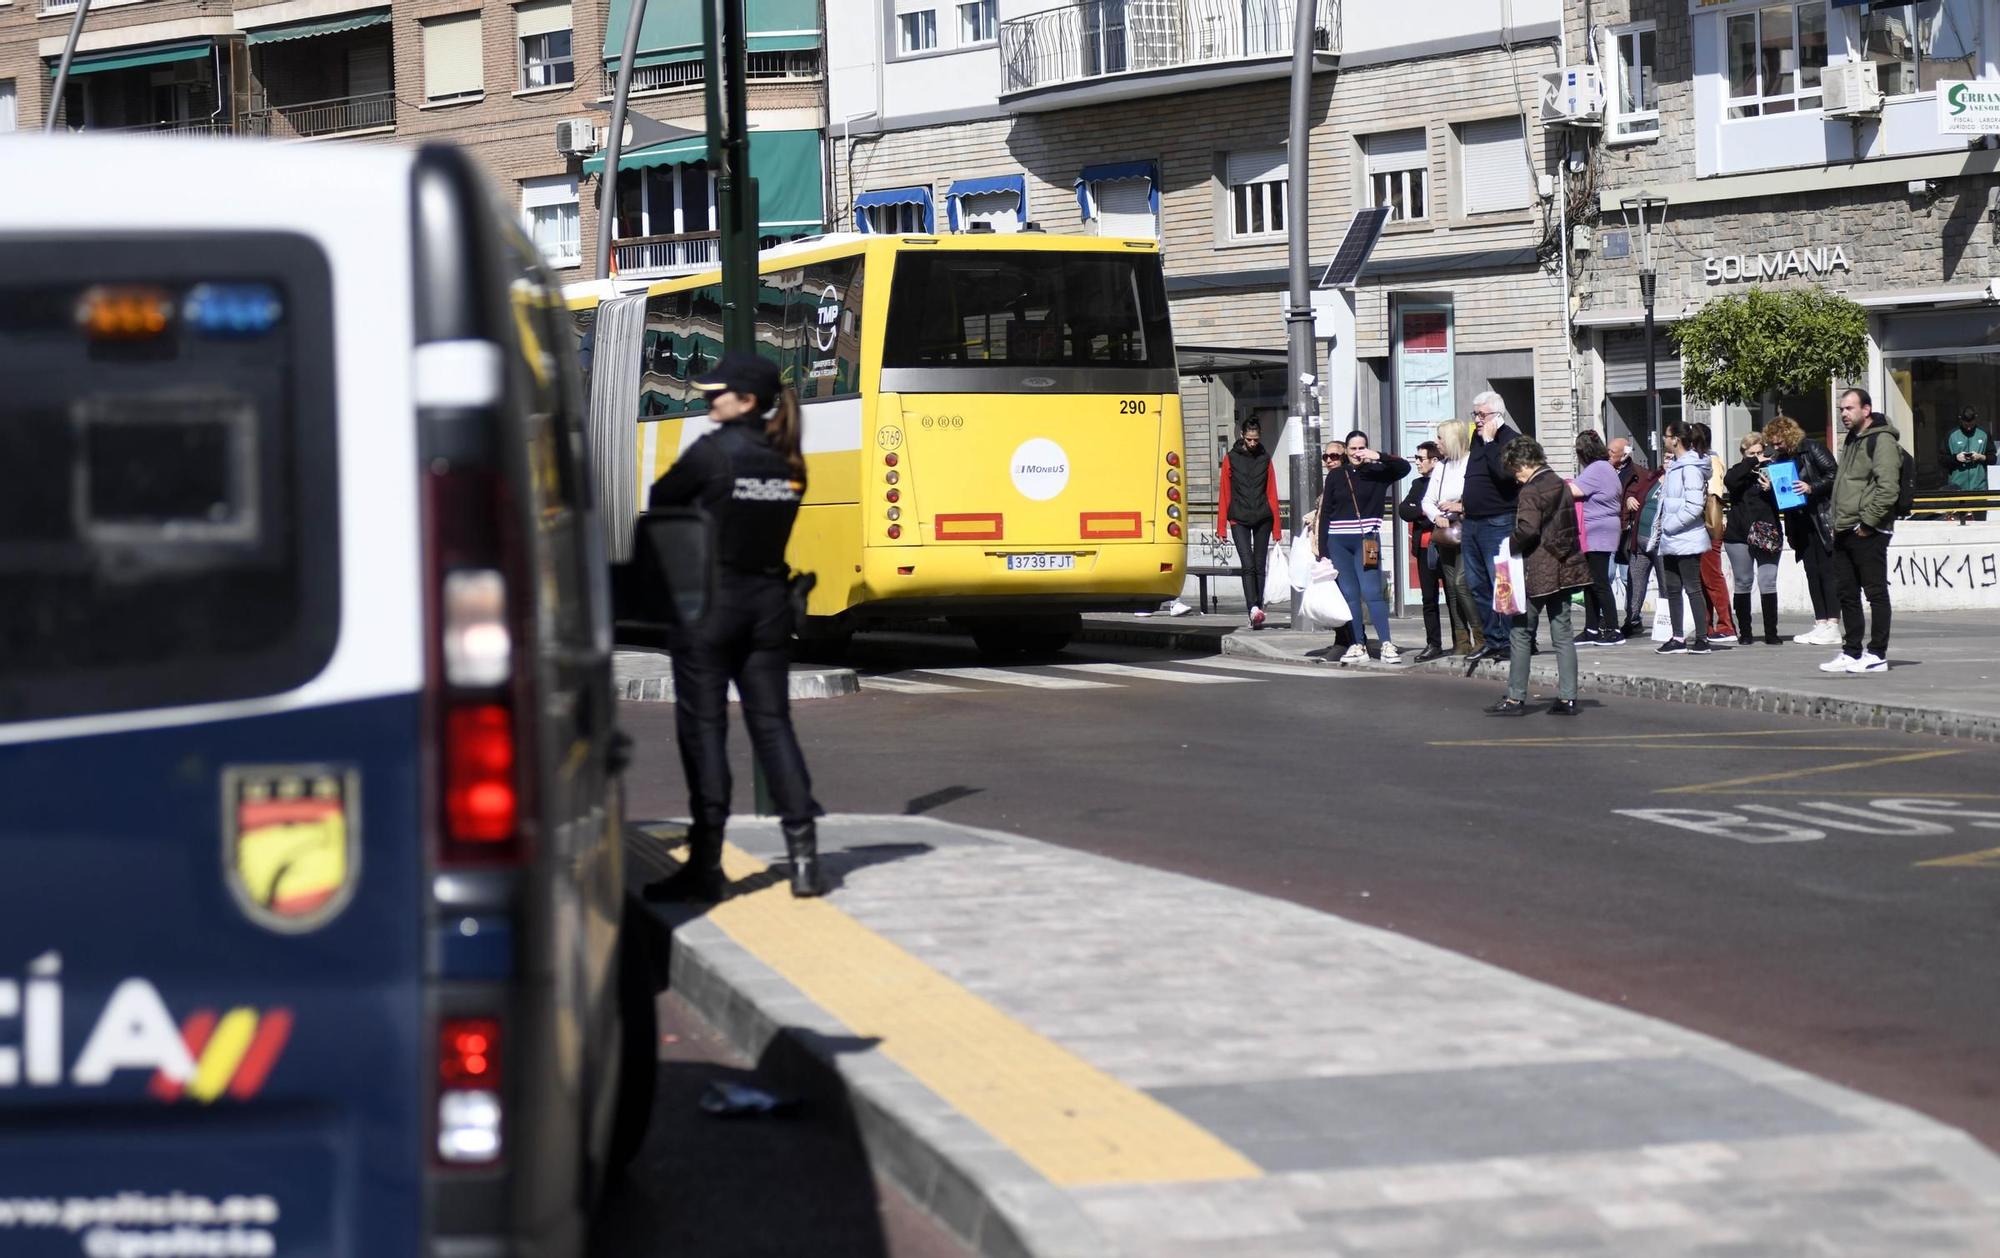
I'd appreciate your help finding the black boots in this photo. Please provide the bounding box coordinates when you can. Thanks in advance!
[1734,594,1754,646]
[783,821,825,898]
[643,827,727,903]
[1761,592,1782,645]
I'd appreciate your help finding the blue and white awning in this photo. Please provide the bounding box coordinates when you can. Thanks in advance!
[854,186,935,232]
[946,174,1027,230]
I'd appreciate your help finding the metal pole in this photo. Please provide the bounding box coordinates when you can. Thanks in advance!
[594,0,650,278]
[44,0,96,133]
[1283,0,1322,552]
[716,0,757,352]
[1641,268,1659,464]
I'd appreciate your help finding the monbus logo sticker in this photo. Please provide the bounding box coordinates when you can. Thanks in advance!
[223,767,359,933]
[1010,438,1070,501]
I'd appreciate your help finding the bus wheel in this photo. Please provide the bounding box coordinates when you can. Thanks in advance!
[794,625,854,663]
[604,896,660,1176]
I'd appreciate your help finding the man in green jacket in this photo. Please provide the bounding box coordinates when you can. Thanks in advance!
[1821,387,1901,675]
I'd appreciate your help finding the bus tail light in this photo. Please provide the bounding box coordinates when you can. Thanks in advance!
[887,524,903,540]
[437,1017,502,1165]
[1167,522,1182,538]
[1165,451,1180,467]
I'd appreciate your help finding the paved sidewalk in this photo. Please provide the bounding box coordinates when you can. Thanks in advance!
[1075,609,2000,741]
[632,816,2000,1258]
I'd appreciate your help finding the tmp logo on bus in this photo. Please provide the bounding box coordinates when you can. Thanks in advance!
[0,953,291,1103]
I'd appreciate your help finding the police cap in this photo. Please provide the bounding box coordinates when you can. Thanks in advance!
[693,351,783,409]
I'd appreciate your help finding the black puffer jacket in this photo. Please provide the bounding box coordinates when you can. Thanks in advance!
[1778,438,1838,551]
[1722,456,1781,547]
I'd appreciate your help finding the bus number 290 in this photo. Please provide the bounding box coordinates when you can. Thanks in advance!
[1119,399,1148,414]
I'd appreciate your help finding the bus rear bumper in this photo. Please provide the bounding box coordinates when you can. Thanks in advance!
[851,543,1185,620]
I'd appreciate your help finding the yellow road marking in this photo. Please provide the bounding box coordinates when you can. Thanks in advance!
[188,1007,259,1104]
[688,840,1261,1187]
[1655,749,1963,794]
[1916,846,2000,869]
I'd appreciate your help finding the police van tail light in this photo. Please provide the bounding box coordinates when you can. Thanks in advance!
[442,570,511,687]
[437,1017,502,1165]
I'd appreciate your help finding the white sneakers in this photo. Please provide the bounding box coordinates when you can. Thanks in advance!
[1794,620,1842,646]
[1165,600,1194,617]
[1378,642,1401,663]
[1819,652,1887,674]
[1340,643,1370,664]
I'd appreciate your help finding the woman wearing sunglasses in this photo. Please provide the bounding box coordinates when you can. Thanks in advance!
[1314,431,1411,663]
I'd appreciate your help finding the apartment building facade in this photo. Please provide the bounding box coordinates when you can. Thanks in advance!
[831,0,1573,537]
[0,0,828,283]
[1565,0,2000,472]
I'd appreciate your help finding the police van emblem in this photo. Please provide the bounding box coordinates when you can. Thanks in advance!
[223,766,360,933]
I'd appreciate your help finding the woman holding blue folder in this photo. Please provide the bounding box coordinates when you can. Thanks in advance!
[1762,414,1843,646]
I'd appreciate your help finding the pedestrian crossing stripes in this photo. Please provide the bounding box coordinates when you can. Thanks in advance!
[859,657,1371,695]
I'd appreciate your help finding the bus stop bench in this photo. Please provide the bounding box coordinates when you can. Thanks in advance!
[1187,564,1238,614]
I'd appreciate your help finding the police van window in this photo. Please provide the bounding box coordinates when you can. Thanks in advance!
[882,250,1172,371]
[0,236,339,724]
[507,249,591,662]
[793,256,864,401]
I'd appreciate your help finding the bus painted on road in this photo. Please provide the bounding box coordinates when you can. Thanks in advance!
[569,232,1187,654]
[0,137,653,1257]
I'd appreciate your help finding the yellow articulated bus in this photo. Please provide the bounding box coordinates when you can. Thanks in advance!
[568,231,1187,655]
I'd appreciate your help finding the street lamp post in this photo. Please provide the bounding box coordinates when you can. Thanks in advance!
[1283,0,1321,556]
[1622,194,1669,463]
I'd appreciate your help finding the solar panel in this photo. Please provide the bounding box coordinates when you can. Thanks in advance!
[1319,207,1391,290]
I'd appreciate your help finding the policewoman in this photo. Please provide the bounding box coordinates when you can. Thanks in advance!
[643,352,825,901]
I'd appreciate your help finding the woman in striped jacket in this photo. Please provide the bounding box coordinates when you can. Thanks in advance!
[1314,431,1412,663]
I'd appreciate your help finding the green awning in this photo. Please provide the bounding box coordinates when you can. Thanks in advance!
[586,129,822,233]
[601,0,819,61]
[583,135,708,175]
[246,10,390,45]
[51,40,211,77]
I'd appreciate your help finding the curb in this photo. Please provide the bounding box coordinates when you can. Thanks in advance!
[1229,638,2000,742]
[613,649,860,704]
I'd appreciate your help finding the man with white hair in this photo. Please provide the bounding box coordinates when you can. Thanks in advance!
[1442,392,1522,663]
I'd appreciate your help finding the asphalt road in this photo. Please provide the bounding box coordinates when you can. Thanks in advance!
[619,629,2000,1167]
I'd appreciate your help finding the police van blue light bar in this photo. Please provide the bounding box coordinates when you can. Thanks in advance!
[184,284,283,338]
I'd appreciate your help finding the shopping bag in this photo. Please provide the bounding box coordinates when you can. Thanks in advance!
[1611,563,1629,622]
[1288,533,1316,593]
[1263,543,1292,607]
[1303,558,1351,627]
[1491,539,1526,618]
[1652,589,1672,642]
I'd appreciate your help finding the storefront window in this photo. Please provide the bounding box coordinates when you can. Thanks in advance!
[1886,351,2000,491]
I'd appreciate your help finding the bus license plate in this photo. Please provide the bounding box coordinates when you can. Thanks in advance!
[1006,553,1075,572]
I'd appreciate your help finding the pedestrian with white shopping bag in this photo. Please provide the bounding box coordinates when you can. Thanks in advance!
[1487,438,1590,716]
[1217,417,1282,629]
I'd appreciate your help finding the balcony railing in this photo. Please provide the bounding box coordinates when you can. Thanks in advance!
[626,49,821,95]
[94,118,236,137]
[241,91,395,140]
[1001,0,1338,96]
[41,0,78,14]
[614,231,722,278]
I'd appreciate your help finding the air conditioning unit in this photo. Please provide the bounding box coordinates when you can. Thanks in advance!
[1540,68,1606,128]
[1823,60,1883,117]
[554,119,597,156]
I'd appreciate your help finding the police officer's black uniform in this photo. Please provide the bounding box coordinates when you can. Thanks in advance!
[643,353,825,900]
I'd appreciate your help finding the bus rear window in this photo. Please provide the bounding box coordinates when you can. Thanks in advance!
[882,251,1174,371]
[0,236,339,725]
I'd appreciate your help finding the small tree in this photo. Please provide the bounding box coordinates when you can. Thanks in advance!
[1670,286,1869,407]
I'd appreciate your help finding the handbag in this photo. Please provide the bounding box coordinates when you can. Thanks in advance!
[1703,492,1726,544]
[1432,514,1463,547]
[1747,519,1783,552]
[1361,536,1381,570]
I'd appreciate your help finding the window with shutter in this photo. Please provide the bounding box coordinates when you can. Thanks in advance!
[958,191,1021,232]
[517,0,574,88]
[521,175,581,267]
[0,82,16,134]
[1362,129,1427,223]
[1456,116,1532,216]
[1224,147,1286,240]
[1090,177,1155,239]
[423,13,484,102]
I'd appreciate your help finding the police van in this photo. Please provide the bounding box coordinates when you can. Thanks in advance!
[0,137,653,1256]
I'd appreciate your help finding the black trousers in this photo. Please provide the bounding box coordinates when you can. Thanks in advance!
[1582,551,1617,634]
[1415,544,1446,649]
[672,572,821,831]
[1659,553,1709,643]
[1833,528,1893,658]
[1797,530,1841,620]
[1229,519,1272,613]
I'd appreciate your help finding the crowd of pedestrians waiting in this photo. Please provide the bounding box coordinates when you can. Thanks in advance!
[1217,388,1916,710]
